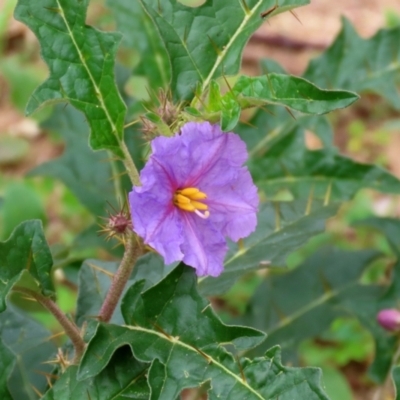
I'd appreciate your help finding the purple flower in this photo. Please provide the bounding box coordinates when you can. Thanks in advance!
[129,122,258,277]
[377,309,400,331]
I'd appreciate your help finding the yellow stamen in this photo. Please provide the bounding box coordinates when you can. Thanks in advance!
[174,187,209,218]
[191,201,208,210]
[180,187,200,196]
[175,194,191,204]
[177,203,196,212]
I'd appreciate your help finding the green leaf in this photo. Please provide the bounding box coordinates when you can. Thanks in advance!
[0,337,14,400]
[242,122,400,201]
[0,305,57,400]
[79,265,328,399]
[30,105,116,217]
[139,0,309,101]
[42,347,149,400]
[14,0,127,156]
[303,18,400,109]
[0,220,54,312]
[199,200,340,296]
[0,182,46,240]
[0,136,29,166]
[76,253,173,326]
[231,74,358,113]
[393,366,400,400]
[107,0,170,90]
[238,248,383,359]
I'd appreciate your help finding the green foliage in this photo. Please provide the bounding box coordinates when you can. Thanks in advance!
[30,105,117,217]
[106,0,170,91]
[14,0,127,156]
[139,0,309,100]
[42,348,149,400]
[77,265,328,399]
[199,200,340,296]
[238,248,383,357]
[0,182,46,240]
[0,306,57,400]
[0,337,14,400]
[208,75,359,131]
[304,17,400,109]
[0,220,54,312]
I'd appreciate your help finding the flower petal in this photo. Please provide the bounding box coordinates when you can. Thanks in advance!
[129,157,184,264]
[205,168,259,241]
[180,213,227,277]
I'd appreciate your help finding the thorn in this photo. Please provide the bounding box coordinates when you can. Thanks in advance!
[240,0,250,14]
[239,119,256,129]
[19,295,37,302]
[124,119,140,129]
[150,321,173,339]
[207,35,222,56]
[284,107,296,120]
[260,4,279,19]
[305,185,314,215]
[45,331,66,342]
[235,355,247,383]
[222,75,237,100]
[259,106,275,116]
[87,262,115,278]
[191,345,212,364]
[30,384,43,398]
[183,25,189,45]
[289,9,302,25]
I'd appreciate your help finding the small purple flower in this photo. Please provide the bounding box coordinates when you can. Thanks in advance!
[377,309,400,331]
[129,122,258,277]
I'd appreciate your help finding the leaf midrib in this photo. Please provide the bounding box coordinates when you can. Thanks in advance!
[118,324,265,399]
[55,0,120,141]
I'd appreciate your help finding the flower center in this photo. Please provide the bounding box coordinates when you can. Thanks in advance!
[173,187,209,219]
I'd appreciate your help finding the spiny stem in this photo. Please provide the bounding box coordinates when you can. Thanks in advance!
[120,141,141,186]
[12,287,85,363]
[108,150,124,203]
[98,231,143,322]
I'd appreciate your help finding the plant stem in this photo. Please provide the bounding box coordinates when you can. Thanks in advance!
[373,336,400,400]
[12,286,85,363]
[120,141,141,186]
[98,232,143,322]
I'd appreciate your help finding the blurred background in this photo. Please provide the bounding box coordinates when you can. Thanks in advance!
[1,0,400,399]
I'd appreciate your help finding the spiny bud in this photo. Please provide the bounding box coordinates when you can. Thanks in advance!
[377,309,400,331]
[141,89,182,139]
[98,201,132,243]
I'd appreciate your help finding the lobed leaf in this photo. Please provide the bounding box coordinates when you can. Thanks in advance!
[215,74,358,130]
[303,18,400,109]
[0,338,14,400]
[107,0,170,91]
[238,248,385,359]
[14,0,127,156]
[0,220,54,312]
[199,200,340,296]
[139,0,309,101]
[0,305,57,400]
[237,109,400,201]
[79,265,328,400]
[30,105,116,217]
[76,253,173,326]
[42,347,149,400]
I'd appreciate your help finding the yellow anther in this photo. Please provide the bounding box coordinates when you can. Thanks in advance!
[177,202,196,212]
[191,201,208,211]
[179,188,200,196]
[173,187,209,218]
[175,194,191,204]
[190,192,207,200]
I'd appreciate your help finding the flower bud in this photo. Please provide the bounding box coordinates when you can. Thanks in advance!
[377,309,400,331]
